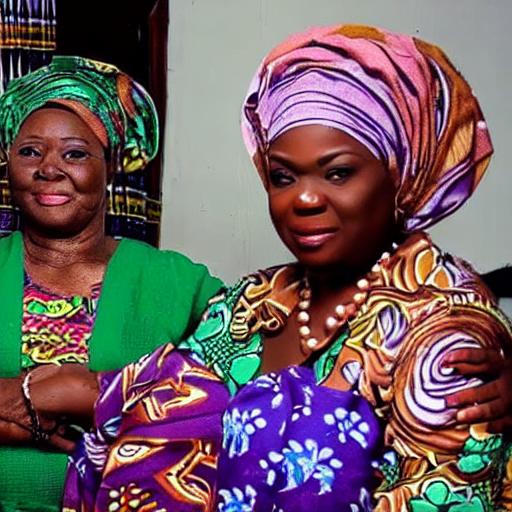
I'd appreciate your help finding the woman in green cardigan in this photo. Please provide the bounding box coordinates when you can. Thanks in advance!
[0,56,221,511]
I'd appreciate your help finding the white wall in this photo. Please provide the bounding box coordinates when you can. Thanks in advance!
[161,0,512,284]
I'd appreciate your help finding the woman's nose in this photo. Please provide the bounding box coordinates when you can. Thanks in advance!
[293,188,327,215]
[34,153,64,180]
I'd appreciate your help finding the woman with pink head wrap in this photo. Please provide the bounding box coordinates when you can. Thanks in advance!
[242,24,492,232]
[61,25,511,511]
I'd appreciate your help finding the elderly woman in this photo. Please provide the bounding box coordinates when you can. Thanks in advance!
[52,25,512,511]
[0,56,221,511]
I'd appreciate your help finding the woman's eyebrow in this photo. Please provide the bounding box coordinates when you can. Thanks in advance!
[267,152,297,169]
[317,149,361,167]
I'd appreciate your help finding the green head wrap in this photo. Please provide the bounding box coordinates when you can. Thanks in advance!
[0,55,159,172]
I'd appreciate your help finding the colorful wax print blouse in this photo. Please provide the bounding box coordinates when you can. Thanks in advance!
[63,233,512,511]
[21,273,100,368]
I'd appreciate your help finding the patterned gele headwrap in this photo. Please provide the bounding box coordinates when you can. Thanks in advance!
[241,25,493,232]
[0,55,159,173]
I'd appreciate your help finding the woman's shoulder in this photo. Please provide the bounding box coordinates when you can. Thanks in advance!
[359,233,510,349]
[117,237,215,273]
[179,263,299,394]
[389,232,492,301]
[210,263,300,310]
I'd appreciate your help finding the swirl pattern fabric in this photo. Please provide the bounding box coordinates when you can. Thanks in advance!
[241,25,493,231]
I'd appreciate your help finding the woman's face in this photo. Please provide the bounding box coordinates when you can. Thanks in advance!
[8,107,109,236]
[266,125,397,273]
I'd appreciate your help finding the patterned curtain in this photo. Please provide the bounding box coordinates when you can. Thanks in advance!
[0,0,56,234]
[106,172,162,243]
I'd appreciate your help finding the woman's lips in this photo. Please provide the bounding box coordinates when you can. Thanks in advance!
[291,230,337,248]
[34,193,71,206]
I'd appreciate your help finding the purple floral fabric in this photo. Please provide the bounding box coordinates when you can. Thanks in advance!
[63,347,382,511]
[217,366,381,511]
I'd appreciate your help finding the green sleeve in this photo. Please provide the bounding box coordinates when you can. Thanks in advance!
[90,240,224,371]
[166,250,224,336]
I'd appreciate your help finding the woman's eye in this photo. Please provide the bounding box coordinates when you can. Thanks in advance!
[63,149,90,161]
[17,146,40,158]
[268,168,295,187]
[326,167,354,182]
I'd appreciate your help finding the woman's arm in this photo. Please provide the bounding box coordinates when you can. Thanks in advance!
[0,377,28,428]
[374,304,512,511]
[0,370,90,451]
[0,377,33,443]
[29,364,99,427]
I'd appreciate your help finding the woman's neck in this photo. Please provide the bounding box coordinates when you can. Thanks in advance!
[305,259,374,296]
[22,219,118,296]
[22,223,113,269]
[304,235,403,298]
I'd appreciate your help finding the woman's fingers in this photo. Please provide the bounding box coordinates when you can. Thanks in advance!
[442,347,504,375]
[47,433,77,453]
[0,416,77,452]
[455,397,507,424]
[443,347,512,430]
[446,380,500,408]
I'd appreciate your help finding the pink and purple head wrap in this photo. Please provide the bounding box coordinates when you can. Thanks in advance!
[241,25,493,232]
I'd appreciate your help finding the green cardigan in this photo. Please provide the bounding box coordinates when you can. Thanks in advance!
[0,231,223,511]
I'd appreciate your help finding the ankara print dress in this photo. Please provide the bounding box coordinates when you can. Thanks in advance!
[63,233,512,511]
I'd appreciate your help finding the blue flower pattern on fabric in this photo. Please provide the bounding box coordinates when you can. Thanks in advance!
[349,488,373,511]
[223,407,267,457]
[324,407,371,448]
[217,366,383,509]
[254,373,284,409]
[260,438,343,495]
[217,485,257,512]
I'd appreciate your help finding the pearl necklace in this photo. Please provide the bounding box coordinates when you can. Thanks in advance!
[297,246,396,354]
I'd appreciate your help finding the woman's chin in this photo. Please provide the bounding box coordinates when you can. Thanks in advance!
[292,249,345,271]
[23,215,92,238]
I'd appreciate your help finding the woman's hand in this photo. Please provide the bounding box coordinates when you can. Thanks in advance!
[0,415,31,444]
[444,347,512,434]
[0,374,80,451]
[0,418,76,452]
[29,364,99,427]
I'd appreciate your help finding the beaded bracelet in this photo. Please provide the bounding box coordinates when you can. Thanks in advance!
[21,372,50,444]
